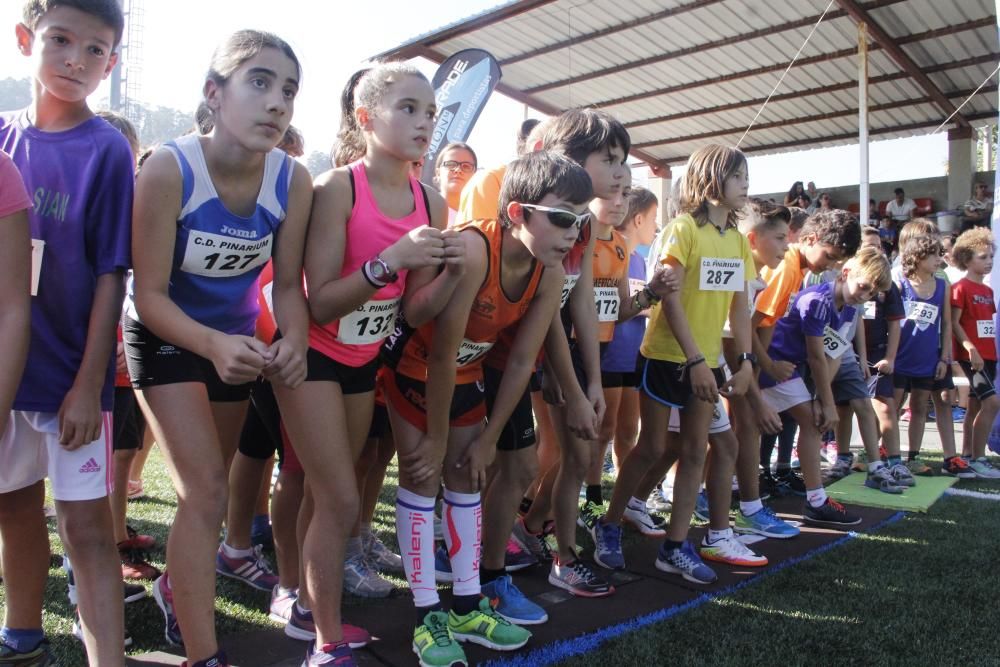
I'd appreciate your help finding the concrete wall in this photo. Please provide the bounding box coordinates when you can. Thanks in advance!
[753,170,996,213]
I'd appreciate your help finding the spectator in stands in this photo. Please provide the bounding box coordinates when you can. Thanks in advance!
[796,193,811,210]
[811,192,833,213]
[783,181,805,206]
[885,187,917,224]
[961,181,993,232]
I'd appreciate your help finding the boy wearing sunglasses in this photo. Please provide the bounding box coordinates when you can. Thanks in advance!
[381,152,592,661]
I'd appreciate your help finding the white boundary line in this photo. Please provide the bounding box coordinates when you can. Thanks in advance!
[944,488,1000,501]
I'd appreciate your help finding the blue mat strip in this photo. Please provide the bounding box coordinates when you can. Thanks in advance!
[484,511,906,667]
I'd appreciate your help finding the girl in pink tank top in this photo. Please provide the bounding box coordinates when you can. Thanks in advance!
[270,63,465,664]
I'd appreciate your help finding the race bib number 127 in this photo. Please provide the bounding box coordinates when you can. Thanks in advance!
[181,230,272,277]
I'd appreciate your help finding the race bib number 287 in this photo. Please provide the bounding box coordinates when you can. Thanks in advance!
[699,258,744,291]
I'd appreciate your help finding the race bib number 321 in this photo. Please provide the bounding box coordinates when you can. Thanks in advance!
[181,230,272,277]
[699,258,744,291]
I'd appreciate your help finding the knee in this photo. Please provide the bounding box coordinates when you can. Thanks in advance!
[181,471,230,526]
[512,455,540,491]
[60,505,115,554]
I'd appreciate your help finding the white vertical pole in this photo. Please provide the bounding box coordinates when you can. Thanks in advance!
[858,22,870,226]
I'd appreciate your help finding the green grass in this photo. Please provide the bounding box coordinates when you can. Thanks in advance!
[5,447,1000,666]
[558,472,1000,667]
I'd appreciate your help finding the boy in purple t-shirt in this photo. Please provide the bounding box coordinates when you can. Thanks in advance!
[0,2,131,664]
[759,247,891,529]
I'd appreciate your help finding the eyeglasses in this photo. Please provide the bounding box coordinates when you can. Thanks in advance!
[441,160,476,174]
[521,204,592,230]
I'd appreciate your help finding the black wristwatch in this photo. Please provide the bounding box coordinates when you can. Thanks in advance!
[737,352,758,369]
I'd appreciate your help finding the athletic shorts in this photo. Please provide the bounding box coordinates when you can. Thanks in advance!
[959,360,998,402]
[112,387,146,451]
[123,316,252,402]
[0,410,112,500]
[484,366,536,451]
[368,404,391,440]
[893,369,954,392]
[601,370,641,389]
[833,358,870,405]
[238,378,284,462]
[667,396,730,434]
[869,373,895,400]
[383,370,486,431]
[640,356,727,409]
[528,370,542,394]
[760,377,813,414]
[303,346,379,395]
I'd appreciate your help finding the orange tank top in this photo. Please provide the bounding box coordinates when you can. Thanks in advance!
[587,229,629,342]
[386,219,545,384]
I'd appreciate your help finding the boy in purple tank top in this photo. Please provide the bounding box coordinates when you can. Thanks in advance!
[0,1,132,663]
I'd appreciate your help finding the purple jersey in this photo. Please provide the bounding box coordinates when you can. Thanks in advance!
[895,276,945,378]
[601,251,647,373]
[766,281,856,374]
[0,111,133,412]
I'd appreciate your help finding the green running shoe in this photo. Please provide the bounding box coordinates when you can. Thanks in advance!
[412,610,466,667]
[448,597,531,651]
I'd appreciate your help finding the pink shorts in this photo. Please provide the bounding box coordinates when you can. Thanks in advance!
[0,411,113,501]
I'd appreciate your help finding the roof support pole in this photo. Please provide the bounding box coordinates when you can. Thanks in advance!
[858,21,870,226]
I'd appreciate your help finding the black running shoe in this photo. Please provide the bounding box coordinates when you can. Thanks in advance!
[774,468,807,496]
[803,498,862,528]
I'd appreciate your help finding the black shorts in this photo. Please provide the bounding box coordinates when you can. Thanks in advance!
[238,378,285,462]
[640,356,726,409]
[123,316,252,402]
[112,386,146,451]
[528,369,542,393]
[484,365,536,451]
[304,347,379,395]
[893,369,954,392]
[959,359,998,402]
[601,370,641,389]
[368,404,391,440]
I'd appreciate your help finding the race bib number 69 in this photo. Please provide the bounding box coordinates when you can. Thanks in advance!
[822,325,849,359]
[699,258,744,291]
[181,230,272,277]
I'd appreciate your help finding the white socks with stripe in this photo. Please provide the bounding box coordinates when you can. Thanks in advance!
[442,487,482,597]
[396,487,438,609]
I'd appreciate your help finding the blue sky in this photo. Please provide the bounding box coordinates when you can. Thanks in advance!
[1,0,963,195]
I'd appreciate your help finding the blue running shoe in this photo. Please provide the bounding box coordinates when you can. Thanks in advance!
[693,490,710,522]
[734,505,800,539]
[481,575,548,625]
[590,517,624,570]
[655,541,717,585]
[152,574,183,646]
[303,641,355,666]
[434,544,453,583]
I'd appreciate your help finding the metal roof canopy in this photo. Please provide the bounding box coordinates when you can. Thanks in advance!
[374,0,999,169]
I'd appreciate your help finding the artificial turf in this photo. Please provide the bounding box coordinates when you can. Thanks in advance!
[4,447,1000,666]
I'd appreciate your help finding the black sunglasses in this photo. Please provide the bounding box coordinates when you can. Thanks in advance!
[521,204,592,230]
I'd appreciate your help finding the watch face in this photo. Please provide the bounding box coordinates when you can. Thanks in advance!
[370,261,387,280]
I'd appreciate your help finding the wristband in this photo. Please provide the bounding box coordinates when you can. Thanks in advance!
[642,285,661,304]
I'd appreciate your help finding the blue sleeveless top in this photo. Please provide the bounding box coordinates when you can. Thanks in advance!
[895,276,945,378]
[126,134,292,336]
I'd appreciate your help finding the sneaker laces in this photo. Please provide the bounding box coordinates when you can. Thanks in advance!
[250,544,276,574]
[950,456,971,470]
[424,614,453,647]
[825,498,847,512]
[569,559,601,585]
[599,521,622,551]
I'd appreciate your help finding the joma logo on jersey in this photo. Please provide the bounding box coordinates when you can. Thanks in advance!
[220,225,258,239]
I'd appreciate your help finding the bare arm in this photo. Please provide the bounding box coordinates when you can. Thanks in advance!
[401,188,464,327]
[568,229,605,420]
[542,312,598,439]
[480,266,563,445]
[806,334,838,432]
[424,231,485,441]
[58,271,126,447]
[0,210,31,431]
[265,162,312,388]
